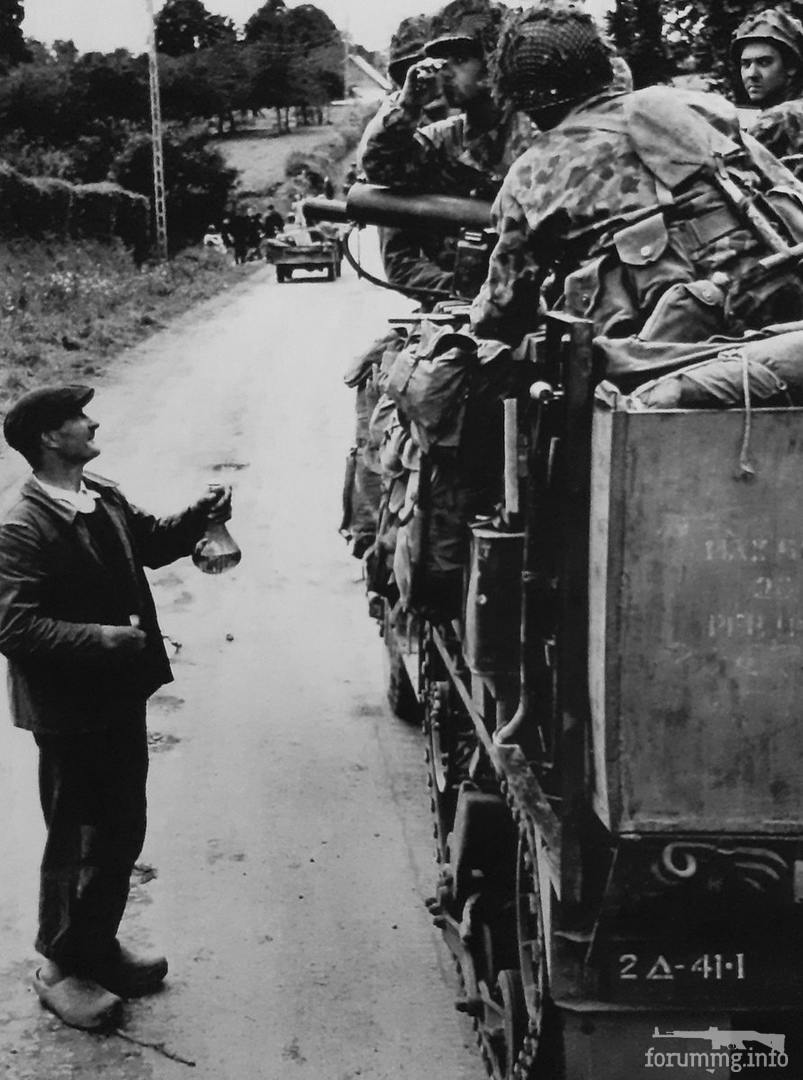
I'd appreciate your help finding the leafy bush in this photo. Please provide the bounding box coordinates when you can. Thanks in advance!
[0,162,148,253]
[111,125,237,249]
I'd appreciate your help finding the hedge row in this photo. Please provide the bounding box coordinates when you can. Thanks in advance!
[0,164,150,259]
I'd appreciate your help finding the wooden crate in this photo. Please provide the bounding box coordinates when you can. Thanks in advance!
[589,402,803,834]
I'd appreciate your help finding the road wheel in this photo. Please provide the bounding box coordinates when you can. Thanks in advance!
[512,830,562,1079]
[423,673,475,865]
[326,265,335,282]
[276,268,286,283]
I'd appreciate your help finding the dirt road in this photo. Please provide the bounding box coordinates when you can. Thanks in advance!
[0,247,480,1079]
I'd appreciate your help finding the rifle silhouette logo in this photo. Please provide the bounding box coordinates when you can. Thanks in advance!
[653,1027,785,1054]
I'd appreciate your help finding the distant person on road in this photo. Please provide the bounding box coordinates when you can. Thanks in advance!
[0,384,232,1032]
[203,223,226,251]
[227,211,250,264]
[342,161,359,195]
[263,204,284,239]
[246,208,263,260]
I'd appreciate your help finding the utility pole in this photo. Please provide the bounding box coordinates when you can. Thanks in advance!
[342,14,349,99]
[144,0,168,260]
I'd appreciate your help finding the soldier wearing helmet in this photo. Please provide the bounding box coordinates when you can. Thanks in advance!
[361,0,536,200]
[388,14,433,89]
[732,8,803,108]
[342,14,457,565]
[733,9,803,172]
[470,4,803,363]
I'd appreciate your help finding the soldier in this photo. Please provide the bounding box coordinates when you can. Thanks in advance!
[357,12,457,297]
[470,4,803,365]
[341,15,449,567]
[732,9,803,168]
[733,8,803,109]
[361,0,535,200]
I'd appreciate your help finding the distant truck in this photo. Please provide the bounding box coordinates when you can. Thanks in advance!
[265,225,342,283]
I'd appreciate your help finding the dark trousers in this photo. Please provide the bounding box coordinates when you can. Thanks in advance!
[33,701,148,972]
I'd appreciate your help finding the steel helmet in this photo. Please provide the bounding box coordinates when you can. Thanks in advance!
[425,0,505,61]
[492,5,613,122]
[388,14,433,87]
[731,8,803,67]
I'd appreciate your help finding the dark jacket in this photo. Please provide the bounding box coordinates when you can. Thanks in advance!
[0,473,207,734]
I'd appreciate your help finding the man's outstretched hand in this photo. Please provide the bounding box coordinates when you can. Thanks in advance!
[195,484,232,523]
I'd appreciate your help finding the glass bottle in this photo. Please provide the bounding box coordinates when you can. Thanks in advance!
[193,520,242,574]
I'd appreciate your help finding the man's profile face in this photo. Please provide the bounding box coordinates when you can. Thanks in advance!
[42,411,100,465]
[740,41,795,103]
[441,54,486,107]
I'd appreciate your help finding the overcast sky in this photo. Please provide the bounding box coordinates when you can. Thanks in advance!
[22,0,614,56]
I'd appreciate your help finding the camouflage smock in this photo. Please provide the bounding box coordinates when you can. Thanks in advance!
[360,101,538,199]
[470,85,800,344]
[747,98,803,167]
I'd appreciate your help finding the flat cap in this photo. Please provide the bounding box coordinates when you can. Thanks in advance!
[3,384,94,456]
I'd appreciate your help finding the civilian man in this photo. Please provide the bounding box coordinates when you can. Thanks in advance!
[0,384,231,1031]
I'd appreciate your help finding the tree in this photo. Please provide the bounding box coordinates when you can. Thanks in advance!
[156,0,236,57]
[245,1,343,124]
[161,43,252,132]
[607,0,672,88]
[52,39,79,65]
[244,0,287,45]
[0,0,29,71]
[71,50,149,125]
[0,60,73,142]
[245,40,293,128]
[284,4,340,52]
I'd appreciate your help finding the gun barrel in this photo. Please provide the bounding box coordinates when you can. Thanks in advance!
[303,184,492,235]
[303,197,350,225]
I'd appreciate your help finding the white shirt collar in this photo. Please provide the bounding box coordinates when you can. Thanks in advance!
[33,475,100,515]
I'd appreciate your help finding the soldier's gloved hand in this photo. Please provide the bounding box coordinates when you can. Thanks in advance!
[99,625,147,653]
[399,58,446,113]
[196,483,232,523]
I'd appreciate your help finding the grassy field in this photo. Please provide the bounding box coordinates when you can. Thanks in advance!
[214,122,343,193]
[213,100,374,212]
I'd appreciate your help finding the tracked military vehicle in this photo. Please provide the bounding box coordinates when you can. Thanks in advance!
[306,185,803,1080]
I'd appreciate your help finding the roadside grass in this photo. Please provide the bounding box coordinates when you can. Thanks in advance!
[0,238,258,413]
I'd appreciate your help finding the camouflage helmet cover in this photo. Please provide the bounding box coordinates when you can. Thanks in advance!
[492,4,613,119]
[388,14,432,86]
[731,7,803,66]
[425,0,505,60]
